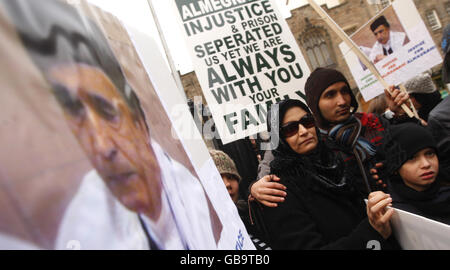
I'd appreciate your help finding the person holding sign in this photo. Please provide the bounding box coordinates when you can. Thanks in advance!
[385,123,450,225]
[250,99,397,249]
[368,16,407,64]
[250,68,412,206]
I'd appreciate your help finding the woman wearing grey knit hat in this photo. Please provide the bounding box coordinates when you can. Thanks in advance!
[404,71,442,121]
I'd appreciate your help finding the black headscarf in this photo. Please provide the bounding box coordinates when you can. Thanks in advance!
[266,99,312,155]
[268,99,354,194]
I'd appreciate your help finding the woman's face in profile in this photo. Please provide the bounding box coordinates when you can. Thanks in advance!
[281,106,318,155]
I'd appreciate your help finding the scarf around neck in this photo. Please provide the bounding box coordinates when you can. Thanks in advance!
[328,115,376,162]
[271,139,352,194]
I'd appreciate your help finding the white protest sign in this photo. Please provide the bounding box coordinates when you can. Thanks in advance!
[339,0,443,101]
[172,0,310,144]
[390,207,450,250]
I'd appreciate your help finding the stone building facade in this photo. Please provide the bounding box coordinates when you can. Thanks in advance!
[181,0,449,111]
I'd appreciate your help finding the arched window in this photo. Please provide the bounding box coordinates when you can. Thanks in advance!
[301,28,334,70]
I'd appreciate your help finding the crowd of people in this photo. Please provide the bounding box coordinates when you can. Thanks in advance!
[2,0,449,251]
[210,25,450,249]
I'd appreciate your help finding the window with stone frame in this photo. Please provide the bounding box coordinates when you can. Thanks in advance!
[300,25,335,70]
[426,9,442,31]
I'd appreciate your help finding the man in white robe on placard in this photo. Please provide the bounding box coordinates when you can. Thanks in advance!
[369,15,407,64]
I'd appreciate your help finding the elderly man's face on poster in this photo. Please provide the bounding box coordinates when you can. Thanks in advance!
[0,0,227,250]
[47,63,162,219]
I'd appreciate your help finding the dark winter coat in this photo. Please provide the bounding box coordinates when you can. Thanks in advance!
[324,112,394,195]
[389,176,450,226]
[427,97,450,184]
[258,138,395,249]
[253,100,397,249]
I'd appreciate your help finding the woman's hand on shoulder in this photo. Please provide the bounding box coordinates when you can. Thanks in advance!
[250,174,287,208]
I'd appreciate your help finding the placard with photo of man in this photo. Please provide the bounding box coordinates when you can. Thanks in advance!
[339,0,442,101]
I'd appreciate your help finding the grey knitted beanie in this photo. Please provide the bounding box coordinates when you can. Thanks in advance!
[209,149,241,182]
[404,72,436,94]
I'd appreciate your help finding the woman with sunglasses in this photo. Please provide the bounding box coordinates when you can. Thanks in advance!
[252,99,397,250]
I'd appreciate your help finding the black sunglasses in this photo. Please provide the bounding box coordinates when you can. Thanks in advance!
[280,114,315,138]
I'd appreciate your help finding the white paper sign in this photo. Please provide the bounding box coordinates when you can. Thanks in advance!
[391,207,450,250]
[339,0,443,101]
[172,0,310,144]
